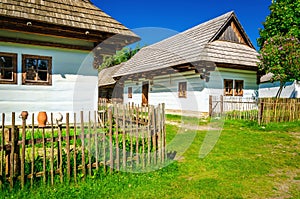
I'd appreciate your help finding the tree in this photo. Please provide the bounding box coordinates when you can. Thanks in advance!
[257,0,300,49]
[99,45,143,71]
[258,35,300,97]
[257,0,300,98]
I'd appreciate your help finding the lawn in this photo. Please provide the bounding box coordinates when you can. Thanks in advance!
[2,117,300,199]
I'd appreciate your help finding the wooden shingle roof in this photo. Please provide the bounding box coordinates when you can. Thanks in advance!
[0,0,139,44]
[98,63,124,87]
[114,11,259,78]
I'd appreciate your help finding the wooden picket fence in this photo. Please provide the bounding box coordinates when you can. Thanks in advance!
[209,95,300,124]
[0,103,166,189]
[209,95,258,121]
[258,98,300,124]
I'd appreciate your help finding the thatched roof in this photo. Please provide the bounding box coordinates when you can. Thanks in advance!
[114,11,259,78]
[0,0,139,45]
[98,64,124,87]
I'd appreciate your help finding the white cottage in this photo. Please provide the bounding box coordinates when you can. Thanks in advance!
[112,11,259,116]
[259,73,300,98]
[0,0,139,122]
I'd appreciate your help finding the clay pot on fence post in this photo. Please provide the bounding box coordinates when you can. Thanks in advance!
[20,111,28,120]
[37,112,48,127]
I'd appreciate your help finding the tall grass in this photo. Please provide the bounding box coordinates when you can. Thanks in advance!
[1,119,299,199]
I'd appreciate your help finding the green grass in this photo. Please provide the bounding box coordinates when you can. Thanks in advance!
[2,119,300,199]
[166,114,210,126]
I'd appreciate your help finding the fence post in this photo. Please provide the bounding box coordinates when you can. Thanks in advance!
[8,112,20,189]
[20,112,28,189]
[220,95,224,115]
[258,99,264,125]
[209,95,213,117]
[1,113,5,187]
[108,108,114,174]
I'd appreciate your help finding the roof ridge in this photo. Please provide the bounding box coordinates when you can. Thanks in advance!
[143,11,234,50]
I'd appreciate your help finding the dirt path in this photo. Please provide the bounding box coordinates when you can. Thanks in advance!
[165,121,220,131]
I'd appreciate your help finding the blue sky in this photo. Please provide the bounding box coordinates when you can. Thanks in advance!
[91,0,271,50]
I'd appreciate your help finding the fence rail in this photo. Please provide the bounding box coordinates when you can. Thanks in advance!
[209,95,300,124]
[209,95,258,121]
[0,103,166,189]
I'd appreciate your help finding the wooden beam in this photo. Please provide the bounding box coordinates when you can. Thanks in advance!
[216,63,258,71]
[0,16,137,46]
[0,36,93,51]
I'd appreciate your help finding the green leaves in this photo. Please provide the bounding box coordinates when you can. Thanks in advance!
[258,35,300,86]
[99,45,144,70]
[257,0,300,49]
[258,0,300,97]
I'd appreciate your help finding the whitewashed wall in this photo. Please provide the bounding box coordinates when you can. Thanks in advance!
[0,42,98,124]
[259,80,300,98]
[123,67,258,114]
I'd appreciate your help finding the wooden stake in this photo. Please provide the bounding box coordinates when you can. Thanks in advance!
[50,113,54,186]
[58,124,63,183]
[9,112,15,189]
[42,127,46,184]
[1,113,4,186]
[94,111,98,171]
[66,113,71,182]
[73,113,77,183]
[115,106,120,171]
[80,111,86,180]
[88,111,92,176]
[31,113,35,187]
[108,108,113,173]
[21,116,26,188]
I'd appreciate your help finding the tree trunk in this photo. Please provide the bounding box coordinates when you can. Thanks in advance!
[275,82,284,98]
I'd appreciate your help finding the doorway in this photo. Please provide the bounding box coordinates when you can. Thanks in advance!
[142,81,149,106]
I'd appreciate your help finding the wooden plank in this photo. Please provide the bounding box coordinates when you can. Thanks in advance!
[147,106,151,166]
[157,104,161,163]
[10,112,15,189]
[94,111,98,171]
[129,104,133,170]
[31,113,35,187]
[88,112,92,176]
[58,125,63,183]
[152,108,157,165]
[1,113,5,186]
[115,106,120,171]
[42,127,46,184]
[135,105,139,166]
[102,123,106,173]
[162,103,166,163]
[73,113,77,183]
[21,115,26,188]
[122,105,126,170]
[209,95,213,117]
[50,113,54,186]
[80,111,86,179]
[141,106,145,169]
[66,113,71,182]
[108,108,113,173]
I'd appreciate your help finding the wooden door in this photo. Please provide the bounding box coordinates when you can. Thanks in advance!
[142,81,149,106]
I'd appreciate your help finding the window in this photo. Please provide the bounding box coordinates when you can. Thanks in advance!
[0,52,17,84]
[178,82,187,98]
[22,54,52,85]
[234,80,244,96]
[128,87,132,98]
[224,79,233,96]
[224,79,244,96]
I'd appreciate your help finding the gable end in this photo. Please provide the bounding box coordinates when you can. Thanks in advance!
[210,13,254,49]
[217,21,246,44]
